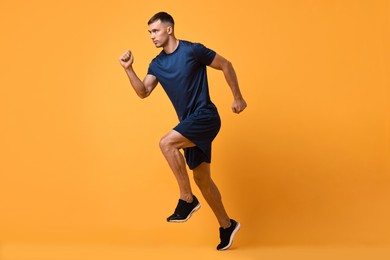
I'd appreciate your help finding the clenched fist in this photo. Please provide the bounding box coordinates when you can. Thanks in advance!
[119,50,134,69]
[232,98,247,114]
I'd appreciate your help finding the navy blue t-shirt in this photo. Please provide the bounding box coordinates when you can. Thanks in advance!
[147,40,217,121]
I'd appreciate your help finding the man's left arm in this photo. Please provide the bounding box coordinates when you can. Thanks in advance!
[209,54,247,114]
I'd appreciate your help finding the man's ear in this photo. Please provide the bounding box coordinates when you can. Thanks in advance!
[167,26,173,35]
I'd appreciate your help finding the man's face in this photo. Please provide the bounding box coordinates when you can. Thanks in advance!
[148,20,170,48]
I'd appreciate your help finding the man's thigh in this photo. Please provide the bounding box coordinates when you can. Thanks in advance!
[161,130,196,149]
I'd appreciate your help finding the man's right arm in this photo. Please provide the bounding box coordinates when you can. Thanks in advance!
[119,50,158,99]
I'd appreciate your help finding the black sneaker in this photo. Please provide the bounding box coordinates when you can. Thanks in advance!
[217,219,240,251]
[167,195,201,223]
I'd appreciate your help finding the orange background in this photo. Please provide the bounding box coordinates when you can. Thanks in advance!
[1,0,389,259]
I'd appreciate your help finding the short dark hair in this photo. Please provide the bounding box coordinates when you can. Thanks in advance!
[148,12,175,27]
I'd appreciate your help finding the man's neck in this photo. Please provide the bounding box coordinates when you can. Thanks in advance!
[163,37,179,54]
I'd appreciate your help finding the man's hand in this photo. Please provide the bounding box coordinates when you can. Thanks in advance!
[232,98,247,114]
[119,50,134,69]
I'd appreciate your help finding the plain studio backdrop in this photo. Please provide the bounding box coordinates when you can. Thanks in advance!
[0,0,389,259]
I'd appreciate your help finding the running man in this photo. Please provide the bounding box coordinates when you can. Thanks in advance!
[119,12,247,250]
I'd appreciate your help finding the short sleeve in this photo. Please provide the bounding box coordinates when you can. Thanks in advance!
[191,43,216,65]
[147,61,155,76]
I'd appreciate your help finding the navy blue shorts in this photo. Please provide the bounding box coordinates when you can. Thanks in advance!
[173,107,221,170]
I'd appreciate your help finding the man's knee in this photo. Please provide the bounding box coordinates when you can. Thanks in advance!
[194,177,212,193]
[160,130,194,152]
[159,134,173,153]
[193,172,202,185]
[193,170,211,187]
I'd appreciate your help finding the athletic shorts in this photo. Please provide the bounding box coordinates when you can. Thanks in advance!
[173,107,221,170]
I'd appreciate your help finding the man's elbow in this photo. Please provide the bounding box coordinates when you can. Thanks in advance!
[138,93,148,99]
[222,59,233,72]
[137,89,151,99]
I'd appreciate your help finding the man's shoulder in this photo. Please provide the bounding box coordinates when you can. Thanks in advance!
[180,39,192,45]
[180,40,204,48]
[179,40,212,59]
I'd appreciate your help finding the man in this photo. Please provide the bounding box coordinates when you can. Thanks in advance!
[119,12,247,250]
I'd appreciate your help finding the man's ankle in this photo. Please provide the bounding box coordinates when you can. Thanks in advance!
[220,219,232,229]
[180,194,194,203]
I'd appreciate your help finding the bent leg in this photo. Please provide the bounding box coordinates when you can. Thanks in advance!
[160,130,195,202]
[193,162,231,228]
